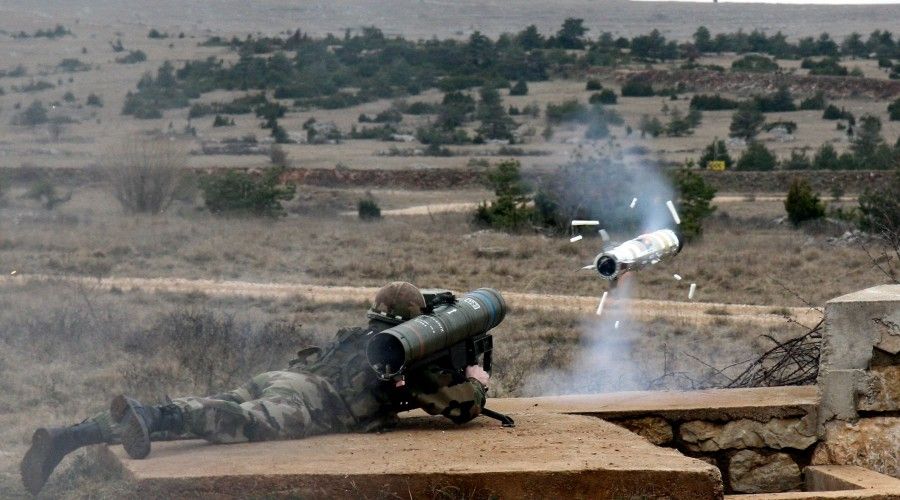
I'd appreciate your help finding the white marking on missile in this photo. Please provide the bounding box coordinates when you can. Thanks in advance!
[673,274,682,281]
[614,320,620,329]
[666,200,681,225]
[688,283,697,300]
[596,291,608,316]
[599,229,610,241]
[629,198,637,209]
[572,220,600,226]
[570,235,583,243]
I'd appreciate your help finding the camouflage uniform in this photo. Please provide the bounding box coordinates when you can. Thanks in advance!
[88,297,486,444]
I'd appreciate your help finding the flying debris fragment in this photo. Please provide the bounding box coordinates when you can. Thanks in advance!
[614,320,620,329]
[10,270,16,276]
[673,274,682,281]
[688,283,697,300]
[629,198,637,209]
[599,229,610,242]
[570,235,584,243]
[591,229,682,281]
[571,220,600,226]
[666,200,681,225]
[596,291,608,316]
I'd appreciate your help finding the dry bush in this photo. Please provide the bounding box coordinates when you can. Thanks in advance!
[103,139,188,214]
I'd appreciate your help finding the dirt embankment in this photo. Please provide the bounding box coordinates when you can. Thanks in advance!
[697,170,893,194]
[2,165,891,194]
[617,69,900,100]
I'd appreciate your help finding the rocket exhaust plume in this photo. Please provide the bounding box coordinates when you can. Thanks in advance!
[592,229,682,281]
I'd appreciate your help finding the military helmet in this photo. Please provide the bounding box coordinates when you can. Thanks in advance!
[368,281,426,323]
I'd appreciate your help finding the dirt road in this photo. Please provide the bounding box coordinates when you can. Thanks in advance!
[341,196,857,217]
[2,274,821,327]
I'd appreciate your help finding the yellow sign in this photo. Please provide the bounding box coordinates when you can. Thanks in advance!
[707,160,726,171]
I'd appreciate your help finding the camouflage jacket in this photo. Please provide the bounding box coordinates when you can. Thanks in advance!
[289,322,487,432]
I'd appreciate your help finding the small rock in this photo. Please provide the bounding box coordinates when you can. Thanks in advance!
[729,450,801,494]
[615,417,673,445]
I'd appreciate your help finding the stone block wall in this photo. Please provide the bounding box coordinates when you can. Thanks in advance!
[813,285,900,479]
[612,412,817,494]
[609,284,900,494]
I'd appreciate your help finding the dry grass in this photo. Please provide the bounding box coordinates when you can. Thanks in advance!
[0,185,889,308]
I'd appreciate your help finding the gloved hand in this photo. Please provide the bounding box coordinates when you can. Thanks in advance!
[465,365,490,389]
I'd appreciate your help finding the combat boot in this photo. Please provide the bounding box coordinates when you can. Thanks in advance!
[20,421,106,495]
[110,395,184,459]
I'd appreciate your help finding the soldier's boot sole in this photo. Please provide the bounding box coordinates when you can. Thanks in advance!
[20,428,58,496]
[111,395,152,460]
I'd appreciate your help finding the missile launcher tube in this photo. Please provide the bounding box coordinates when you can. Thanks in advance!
[366,288,506,378]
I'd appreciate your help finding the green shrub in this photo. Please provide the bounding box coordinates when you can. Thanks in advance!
[62,91,76,103]
[58,58,90,72]
[689,94,739,111]
[212,115,235,127]
[729,101,765,140]
[858,170,900,236]
[201,168,296,216]
[620,77,654,97]
[799,92,826,110]
[813,143,841,170]
[673,167,716,240]
[509,79,529,96]
[116,50,147,64]
[585,79,603,91]
[698,138,733,170]
[545,99,588,124]
[731,55,779,73]
[358,198,382,220]
[473,159,534,232]
[589,89,618,105]
[754,86,796,113]
[11,100,49,126]
[784,178,825,226]
[822,104,853,121]
[801,57,847,76]
[86,93,103,107]
[148,29,168,39]
[736,141,777,171]
[889,97,900,121]
[781,150,812,170]
[638,114,664,138]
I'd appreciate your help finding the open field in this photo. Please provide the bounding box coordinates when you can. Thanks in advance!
[0,185,888,307]
[0,279,808,497]
[1,1,899,497]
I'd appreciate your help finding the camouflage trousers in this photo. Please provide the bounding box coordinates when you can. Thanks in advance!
[91,370,357,444]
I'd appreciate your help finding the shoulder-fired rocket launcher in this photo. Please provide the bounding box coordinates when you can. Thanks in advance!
[366,287,515,426]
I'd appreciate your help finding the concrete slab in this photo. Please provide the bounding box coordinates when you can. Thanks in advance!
[104,414,723,499]
[805,465,900,492]
[485,386,819,422]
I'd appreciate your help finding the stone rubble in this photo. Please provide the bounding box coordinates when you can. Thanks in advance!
[679,418,817,452]
[812,417,900,479]
[728,450,802,494]
[616,417,673,445]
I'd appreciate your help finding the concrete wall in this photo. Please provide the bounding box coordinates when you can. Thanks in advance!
[813,285,900,479]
